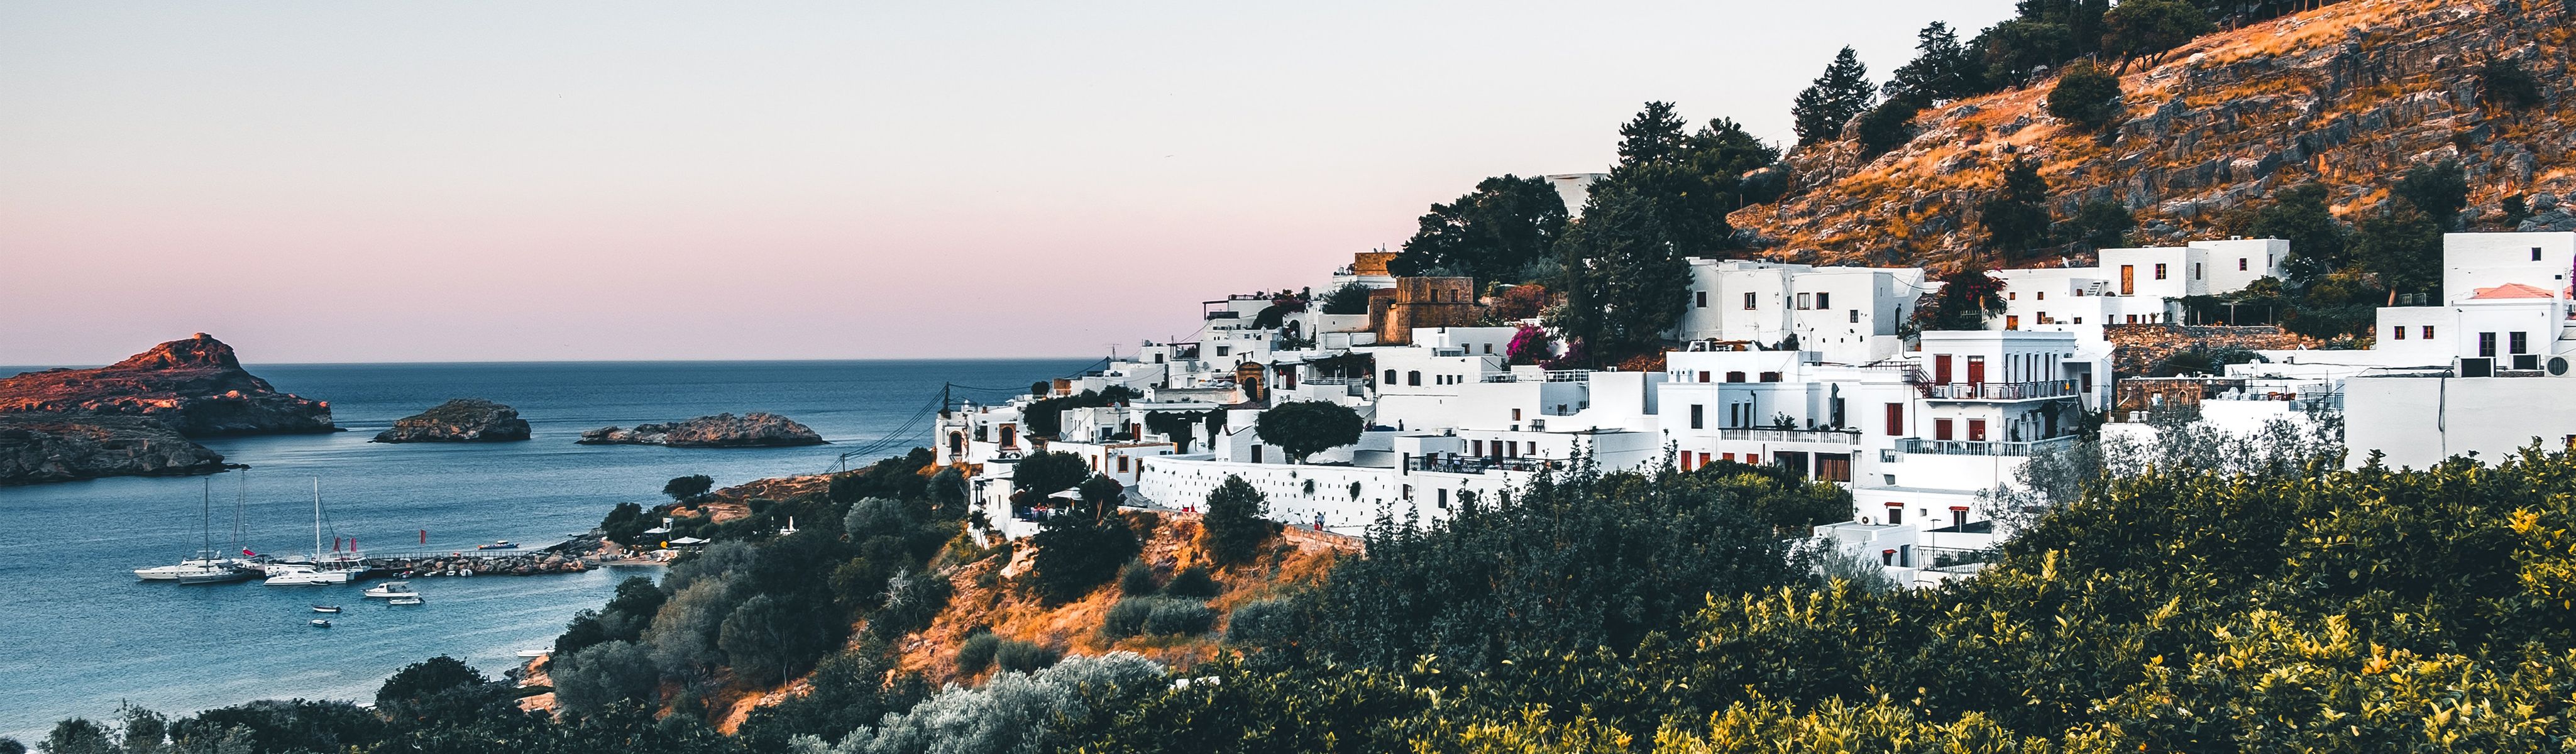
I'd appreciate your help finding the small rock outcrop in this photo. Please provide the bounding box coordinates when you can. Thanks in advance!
[373,398,532,443]
[0,413,228,485]
[0,333,336,435]
[578,412,826,447]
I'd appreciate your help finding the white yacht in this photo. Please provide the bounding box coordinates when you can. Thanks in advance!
[136,479,255,584]
[265,479,366,586]
[361,581,416,599]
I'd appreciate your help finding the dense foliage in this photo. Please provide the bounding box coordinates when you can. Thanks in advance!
[1978,156,2053,254]
[1198,475,1277,566]
[1252,400,1364,462]
[1391,175,1571,285]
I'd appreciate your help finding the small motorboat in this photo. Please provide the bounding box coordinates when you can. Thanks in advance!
[476,540,514,550]
[309,619,332,628]
[362,581,417,599]
[388,596,424,606]
[515,648,551,658]
[311,605,342,613]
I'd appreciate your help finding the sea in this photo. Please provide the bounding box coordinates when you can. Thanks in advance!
[0,359,1089,743]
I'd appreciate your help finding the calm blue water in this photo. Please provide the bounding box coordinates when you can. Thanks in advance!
[0,359,1086,742]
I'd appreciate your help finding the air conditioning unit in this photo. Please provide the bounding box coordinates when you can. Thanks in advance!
[2458,357,2494,378]
[2516,354,2542,371]
[2550,356,2572,377]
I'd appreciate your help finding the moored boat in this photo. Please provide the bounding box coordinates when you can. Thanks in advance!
[311,604,341,613]
[362,581,416,599]
[309,619,332,628]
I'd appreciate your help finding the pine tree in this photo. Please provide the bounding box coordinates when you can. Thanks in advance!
[1614,101,1689,168]
[1979,156,2052,255]
[1887,23,1987,102]
[1790,47,1875,146]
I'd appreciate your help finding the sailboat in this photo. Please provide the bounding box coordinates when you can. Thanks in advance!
[135,479,254,584]
[265,478,363,586]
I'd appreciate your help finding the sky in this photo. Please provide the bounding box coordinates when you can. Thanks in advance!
[0,1,2015,366]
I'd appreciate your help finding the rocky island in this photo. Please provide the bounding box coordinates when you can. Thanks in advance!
[577,412,825,447]
[373,398,532,442]
[0,334,334,484]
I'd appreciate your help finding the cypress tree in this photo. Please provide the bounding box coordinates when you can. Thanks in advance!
[1791,47,1875,146]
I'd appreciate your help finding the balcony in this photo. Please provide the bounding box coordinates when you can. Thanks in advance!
[1924,380,2080,402]
[1407,456,1551,474]
[1482,369,1594,383]
[1718,427,1862,444]
[1896,435,2078,457]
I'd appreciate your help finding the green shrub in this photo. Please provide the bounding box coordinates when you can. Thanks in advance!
[1101,598,1155,640]
[1225,598,1302,647]
[1161,565,1221,599]
[994,640,1060,674]
[1117,559,1159,596]
[1142,599,1217,637]
[955,631,1001,675]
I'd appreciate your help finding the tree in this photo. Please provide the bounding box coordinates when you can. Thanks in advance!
[2354,202,2443,302]
[1922,265,2008,331]
[1614,101,1690,168]
[1979,156,2054,254]
[2392,160,2469,231]
[1791,47,1875,146]
[1317,283,1373,315]
[1200,476,1275,566]
[549,640,660,714]
[1488,284,1549,321]
[2047,60,2125,131]
[2251,183,2348,280]
[1254,401,1365,462]
[375,656,488,717]
[2066,199,2135,251]
[1549,177,1695,362]
[1505,324,1553,366]
[1025,510,1139,604]
[598,501,649,545]
[1852,96,1922,158]
[1887,23,1987,103]
[661,474,714,504]
[1012,451,1090,496]
[1975,18,2075,87]
[2480,57,2545,111]
[2101,0,2211,65]
[1390,175,1571,285]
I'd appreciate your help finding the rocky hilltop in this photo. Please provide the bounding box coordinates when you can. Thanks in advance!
[578,412,825,447]
[0,413,228,485]
[0,333,336,435]
[1735,0,2575,267]
[373,398,532,443]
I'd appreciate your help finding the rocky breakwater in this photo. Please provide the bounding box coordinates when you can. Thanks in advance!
[0,334,336,484]
[576,412,826,447]
[373,398,532,442]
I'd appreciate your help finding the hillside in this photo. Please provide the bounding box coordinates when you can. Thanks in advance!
[1737,0,2575,268]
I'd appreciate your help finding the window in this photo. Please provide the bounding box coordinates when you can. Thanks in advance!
[2238,258,2248,271]
[2423,325,2435,339]
[1214,346,1230,356]
[1721,452,1735,461]
[2193,262,2203,280]
[1885,503,1903,525]
[1252,445,1263,462]
[2008,292,2018,300]
[2073,317,2083,324]
[1726,371,1746,383]
[2154,263,2168,280]
[2513,332,2530,354]
[1884,403,1903,436]
[1797,293,1812,309]
[1483,343,1493,354]
[2537,247,2547,261]
[1698,370,1710,382]
[2480,332,2497,358]
[1385,369,1397,384]
[1698,452,1710,469]
[1695,290,1707,308]
[1000,424,1017,447]
[1934,418,1954,440]
[1690,404,1705,429]
[1849,309,1861,323]
[1817,292,1831,309]
[1744,454,1758,466]
[1407,370,1422,386]
[1512,408,1522,420]
[1116,456,1129,473]
[1743,292,1756,310]
[1759,371,1782,382]
[2394,326,2406,340]
[1968,419,1987,442]
[2036,291,2045,300]
[1472,440,1484,456]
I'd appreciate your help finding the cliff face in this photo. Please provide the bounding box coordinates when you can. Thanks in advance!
[0,333,336,436]
[1735,0,2576,268]
[0,413,228,485]
[373,398,532,442]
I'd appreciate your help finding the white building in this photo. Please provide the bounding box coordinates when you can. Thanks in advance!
[1671,258,1933,364]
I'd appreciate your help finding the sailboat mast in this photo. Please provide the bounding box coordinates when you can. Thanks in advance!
[201,478,214,556]
[312,477,323,559]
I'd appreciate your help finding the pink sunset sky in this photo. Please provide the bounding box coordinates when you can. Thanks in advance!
[1,1,2012,365]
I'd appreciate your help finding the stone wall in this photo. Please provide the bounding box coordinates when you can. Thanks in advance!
[2106,324,2310,375]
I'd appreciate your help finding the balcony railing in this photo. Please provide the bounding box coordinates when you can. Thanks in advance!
[1718,427,1863,444]
[1407,456,1551,474]
[1482,369,1594,383]
[1301,376,1362,386]
[1924,380,2080,401]
[1896,435,2078,457]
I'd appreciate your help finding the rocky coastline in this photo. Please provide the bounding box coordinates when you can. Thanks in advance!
[0,413,231,485]
[373,398,532,443]
[0,334,334,484]
[577,412,826,447]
